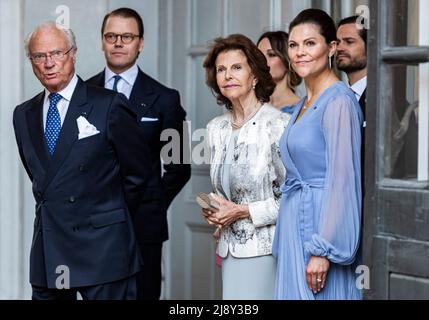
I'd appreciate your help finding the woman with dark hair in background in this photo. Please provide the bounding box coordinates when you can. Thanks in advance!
[202,34,289,299]
[273,9,363,300]
[257,31,301,114]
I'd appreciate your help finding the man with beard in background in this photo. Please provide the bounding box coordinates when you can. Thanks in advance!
[336,15,367,119]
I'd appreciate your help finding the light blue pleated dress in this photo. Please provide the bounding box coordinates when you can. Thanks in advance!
[273,81,363,300]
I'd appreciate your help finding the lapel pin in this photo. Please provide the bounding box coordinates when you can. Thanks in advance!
[141,103,147,107]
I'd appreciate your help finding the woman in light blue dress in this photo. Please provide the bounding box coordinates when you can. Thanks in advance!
[273,9,363,300]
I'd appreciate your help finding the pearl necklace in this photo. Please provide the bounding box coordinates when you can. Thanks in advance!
[303,97,313,110]
[231,102,262,129]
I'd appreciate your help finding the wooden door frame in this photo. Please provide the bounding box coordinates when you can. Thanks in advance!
[363,0,429,300]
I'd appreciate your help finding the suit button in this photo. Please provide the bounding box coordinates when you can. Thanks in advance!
[79,164,85,172]
[69,196,75,203]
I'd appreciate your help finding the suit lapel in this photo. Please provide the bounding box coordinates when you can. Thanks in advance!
[26,92,50,172]
[90,71,105,88]
[41,79,93,191]
[129,69,159,114]
[359,89,366,119]
[92,68,159,114]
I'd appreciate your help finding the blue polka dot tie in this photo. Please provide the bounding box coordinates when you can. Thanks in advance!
[112,75,121,92]
[45,93,62,155]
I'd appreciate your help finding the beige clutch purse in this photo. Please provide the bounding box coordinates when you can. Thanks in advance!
[195,192,220,212]
[196,192,221,240]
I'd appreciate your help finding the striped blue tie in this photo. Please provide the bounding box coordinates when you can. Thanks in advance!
[112,75,121,92]
[45,93,62,155]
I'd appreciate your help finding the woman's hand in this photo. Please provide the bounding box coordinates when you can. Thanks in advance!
[208,194,250,227]
[306,256,330,293]
[202,208,222,228]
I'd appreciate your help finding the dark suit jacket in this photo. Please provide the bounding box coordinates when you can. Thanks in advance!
[359,89,366,120]
[87,68,191,244]
[13,78,150,288]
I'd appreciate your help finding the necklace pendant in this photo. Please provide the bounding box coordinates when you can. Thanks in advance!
[231,101,261,129]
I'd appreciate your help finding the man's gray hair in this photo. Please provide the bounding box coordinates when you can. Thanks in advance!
[24,21,77,56]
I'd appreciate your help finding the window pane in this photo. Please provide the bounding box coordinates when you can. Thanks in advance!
[192,0,222,45]
[387,0,419,46]
[383,65,419,180]
[228,0,270,41]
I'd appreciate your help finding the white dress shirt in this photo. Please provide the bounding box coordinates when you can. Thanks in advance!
[349,76,367,127]
[104,64,138,99]
[349,76,367,102]
[43,73,78,130]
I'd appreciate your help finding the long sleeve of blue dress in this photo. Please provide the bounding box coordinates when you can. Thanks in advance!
[303,95,363,265]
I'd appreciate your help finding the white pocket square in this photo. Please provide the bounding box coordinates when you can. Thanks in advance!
[141,117,159,122]
[77,116,100,140]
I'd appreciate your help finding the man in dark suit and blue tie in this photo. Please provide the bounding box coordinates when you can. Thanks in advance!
[87,8,191,300]
[13,21,150,300]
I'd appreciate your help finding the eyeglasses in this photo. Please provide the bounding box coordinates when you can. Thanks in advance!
[103,33,141,44]
[29,47,74,64]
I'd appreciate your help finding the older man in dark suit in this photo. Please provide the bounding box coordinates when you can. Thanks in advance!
[87,8,191,300]
[13,21,150,300]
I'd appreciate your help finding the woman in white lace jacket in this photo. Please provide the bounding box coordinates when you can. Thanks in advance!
[202,34,290,299]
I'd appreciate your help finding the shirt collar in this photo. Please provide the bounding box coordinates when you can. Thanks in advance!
[349,76,367,98]
[44,73,78,102]
[104,64,139,87]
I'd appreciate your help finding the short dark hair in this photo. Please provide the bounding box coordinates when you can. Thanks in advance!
[203,34,275,110]
[101,7,144,38]
[257,31,302,90]
[337,15,367,47]
[289,9,337,44]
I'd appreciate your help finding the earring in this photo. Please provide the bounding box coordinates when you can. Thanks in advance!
[328,55,332,69]
[252,80,257,90]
